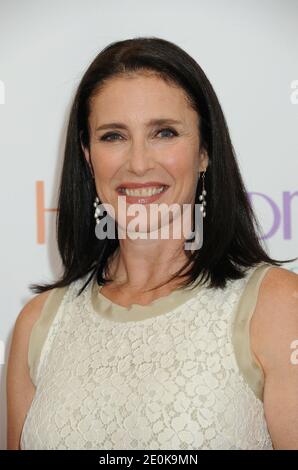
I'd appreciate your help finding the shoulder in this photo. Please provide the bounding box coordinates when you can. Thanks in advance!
[10,290,53,373]
[250,265,298,449]
[15,290,53,335]
[14,279,81,347]
[251,266,298,370]
[7,290,54,389]
[18,290,52,323]
[251,267,298,354]
[9,290,55,380]
[13,284,70,363]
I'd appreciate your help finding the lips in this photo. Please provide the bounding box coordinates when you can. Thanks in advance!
[116,184,169,204]
[116,181,167,190]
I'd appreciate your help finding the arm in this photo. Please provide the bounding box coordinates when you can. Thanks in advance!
[6,290,51,450]
[250,266,298,449]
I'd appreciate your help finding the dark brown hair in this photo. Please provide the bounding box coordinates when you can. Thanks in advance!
[29,36,297,296]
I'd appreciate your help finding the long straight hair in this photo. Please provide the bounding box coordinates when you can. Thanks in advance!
[29,36,297,296]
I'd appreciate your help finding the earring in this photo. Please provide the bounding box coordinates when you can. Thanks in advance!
[199,170,207,218]
[93,196,101,224]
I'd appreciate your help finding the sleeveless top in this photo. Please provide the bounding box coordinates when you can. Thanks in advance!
[20,262,274,450]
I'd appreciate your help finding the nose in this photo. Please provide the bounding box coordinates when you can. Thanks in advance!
[126,136,154,175]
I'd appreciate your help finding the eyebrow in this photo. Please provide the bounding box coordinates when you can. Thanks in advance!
[95,118,183,132]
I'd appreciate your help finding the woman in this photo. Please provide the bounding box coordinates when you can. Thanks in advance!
[7,37,298,450]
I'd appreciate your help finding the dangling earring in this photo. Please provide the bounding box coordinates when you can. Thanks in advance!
[199,170,207,218]
[93,196,101,224]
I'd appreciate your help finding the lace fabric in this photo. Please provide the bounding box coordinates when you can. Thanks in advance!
[20,265,273,450]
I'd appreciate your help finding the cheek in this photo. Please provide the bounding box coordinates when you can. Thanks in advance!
[163,144,197,177]
[92,149,119,181]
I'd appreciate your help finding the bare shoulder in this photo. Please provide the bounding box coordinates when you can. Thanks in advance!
[250,265,298,449]
[251,266,298,369]
[9,289,53,385]
[16,290,52,329]
[6,290,52,449]
[10,289,53,372]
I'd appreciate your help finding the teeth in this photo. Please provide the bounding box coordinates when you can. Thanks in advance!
[119,186,166,196]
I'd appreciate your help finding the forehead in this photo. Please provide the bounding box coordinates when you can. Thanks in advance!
[89,74,196,121]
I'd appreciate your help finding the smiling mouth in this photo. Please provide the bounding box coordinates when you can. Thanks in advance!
[116,185,169,203]
[117,186,168,197]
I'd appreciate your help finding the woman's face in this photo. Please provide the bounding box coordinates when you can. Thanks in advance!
[82,72,208,234]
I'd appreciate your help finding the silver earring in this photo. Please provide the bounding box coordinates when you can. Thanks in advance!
[199,170,207,218]
[93,196,101,224]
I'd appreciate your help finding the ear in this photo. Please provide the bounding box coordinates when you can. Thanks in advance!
[199,148,209,172]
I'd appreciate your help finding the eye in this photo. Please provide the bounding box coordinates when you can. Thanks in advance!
[99,127,178,142]
[156,127,177,138]
[100,132,123,142]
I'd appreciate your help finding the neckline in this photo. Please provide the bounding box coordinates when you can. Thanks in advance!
[90,274,206,323]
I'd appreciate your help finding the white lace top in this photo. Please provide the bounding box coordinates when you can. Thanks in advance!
[20,262,274,450]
